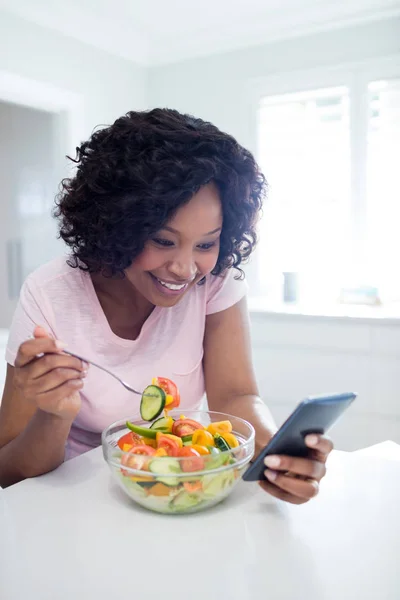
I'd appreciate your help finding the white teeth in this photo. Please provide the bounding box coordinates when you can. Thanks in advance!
[157,278,186,291]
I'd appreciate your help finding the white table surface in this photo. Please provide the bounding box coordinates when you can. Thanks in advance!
[1,446,399,600]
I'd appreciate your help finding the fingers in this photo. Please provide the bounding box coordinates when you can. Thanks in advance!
[259,436,333,504]
[263,469,320,500]
[264,455,326,481]
[29,353,86,380]
[15,337,66,368]
[33,325,51,339]
[259,479,309,505]
[37,377,84,401]
[35,380,84,416]
[305,434,334,463]
[28,365,87,395]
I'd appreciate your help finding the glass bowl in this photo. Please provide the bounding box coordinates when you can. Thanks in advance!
[102,410,255,514]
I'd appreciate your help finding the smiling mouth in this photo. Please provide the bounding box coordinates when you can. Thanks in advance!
[151,274,196,292]
[156,278,187,291]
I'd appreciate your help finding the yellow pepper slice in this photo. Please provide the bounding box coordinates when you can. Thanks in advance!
[162,416,174,432]
[154,448,168,457]
[220,432,239,448]
[191,444,210,456]
[206,420,233,436]
[142,437,157,448]
[165,394,174,407]
[192,429,215,447]
[130,475,154,482]
[122,443,134,452]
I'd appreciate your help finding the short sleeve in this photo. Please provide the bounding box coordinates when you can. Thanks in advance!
[206,268,248,315]
[5,277,55,366]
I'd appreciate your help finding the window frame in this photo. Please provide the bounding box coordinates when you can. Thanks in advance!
[247,54,400,303]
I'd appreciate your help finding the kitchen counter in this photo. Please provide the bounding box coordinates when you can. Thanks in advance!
[1,446,399,600]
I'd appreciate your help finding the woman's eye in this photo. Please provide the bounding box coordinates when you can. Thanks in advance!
[153,238,174,247]
[198,242,216,250]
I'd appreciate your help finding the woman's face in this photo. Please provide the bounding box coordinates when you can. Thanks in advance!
[125,182,223,308]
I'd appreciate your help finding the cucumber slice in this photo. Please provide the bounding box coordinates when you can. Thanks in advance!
[149,416,173,432]
[181,434,193,443]
[214,433,231,452]
[207,446,220,455]
[148,457,181,487]
[170,491,202,511]
[204,453,229,470]
[203,471,234,497]
[140,385,166,421]
[122,478,148,497]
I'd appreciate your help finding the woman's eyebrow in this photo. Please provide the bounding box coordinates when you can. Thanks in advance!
[161,226,222,235]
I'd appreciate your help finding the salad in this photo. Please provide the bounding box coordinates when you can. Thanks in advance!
[113,377,247,513]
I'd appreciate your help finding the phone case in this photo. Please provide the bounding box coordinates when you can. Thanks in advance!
[243,392,357,482]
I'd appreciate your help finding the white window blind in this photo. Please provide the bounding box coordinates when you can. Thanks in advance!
[366,79,400,301]
[257,75,400,306]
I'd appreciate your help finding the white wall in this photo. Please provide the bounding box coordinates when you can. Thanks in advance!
[0,11,146,328]
[148,18,400,154]
[0,9,148,325]
[0,10,147,141]
[0,101,62,327]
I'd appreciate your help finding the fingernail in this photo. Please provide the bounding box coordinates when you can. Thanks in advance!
[55,340,67,350]
[82,361,89,370]
[81,370,88,378]
[306,435,318,447]
[265,469,277,481]
[264,456,280,468]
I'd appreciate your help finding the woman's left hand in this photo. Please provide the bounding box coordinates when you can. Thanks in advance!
[259,435,334,504]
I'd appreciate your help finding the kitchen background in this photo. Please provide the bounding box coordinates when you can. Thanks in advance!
[0,0,399,450]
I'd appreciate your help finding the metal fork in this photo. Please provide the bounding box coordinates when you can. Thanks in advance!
[64,350,142,395]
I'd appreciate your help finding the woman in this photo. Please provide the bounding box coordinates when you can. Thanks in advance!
[0,108,332,499]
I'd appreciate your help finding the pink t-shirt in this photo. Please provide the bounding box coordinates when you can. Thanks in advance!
[6,256,247,459]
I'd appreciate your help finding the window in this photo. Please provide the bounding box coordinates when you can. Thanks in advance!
[366,80,400,302]
[256,70,400,307]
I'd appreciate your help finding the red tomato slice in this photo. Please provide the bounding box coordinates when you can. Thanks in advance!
[117,431,144,450]
[121,444,156,473]
[154,377,180,410]
[172,418,204,437]
[178,446,205,472]
[156,434,180,457]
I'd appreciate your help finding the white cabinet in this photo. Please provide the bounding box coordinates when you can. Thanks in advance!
[250,312,400,451]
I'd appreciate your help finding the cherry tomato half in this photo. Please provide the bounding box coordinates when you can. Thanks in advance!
[178,446,205,472]
[121,444,156,473]
[156,433,182,457]
[172,418,204,438]
[152,377,180,410]
[117,431,144,450]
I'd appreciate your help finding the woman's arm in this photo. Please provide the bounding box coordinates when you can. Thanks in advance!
[204,297,333,504]
[0,365,74,487]
[203,296,277,456]
[0,329,85,487]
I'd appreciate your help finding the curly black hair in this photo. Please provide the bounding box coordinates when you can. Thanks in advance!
[54,108,266,278]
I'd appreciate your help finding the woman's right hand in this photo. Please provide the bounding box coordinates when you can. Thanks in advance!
[13,326,87,420]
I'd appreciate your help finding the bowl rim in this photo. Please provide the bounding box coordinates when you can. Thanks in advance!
[101,409,255,474]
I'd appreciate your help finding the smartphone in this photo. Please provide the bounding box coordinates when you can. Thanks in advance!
[243,391,357,482]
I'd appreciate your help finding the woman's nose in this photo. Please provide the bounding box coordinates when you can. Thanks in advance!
[168,252,197,281]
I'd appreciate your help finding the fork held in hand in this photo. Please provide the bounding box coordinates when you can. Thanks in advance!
[63,350,142,395]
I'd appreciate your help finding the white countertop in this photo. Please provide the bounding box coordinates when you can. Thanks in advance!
[1,446,399,600]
